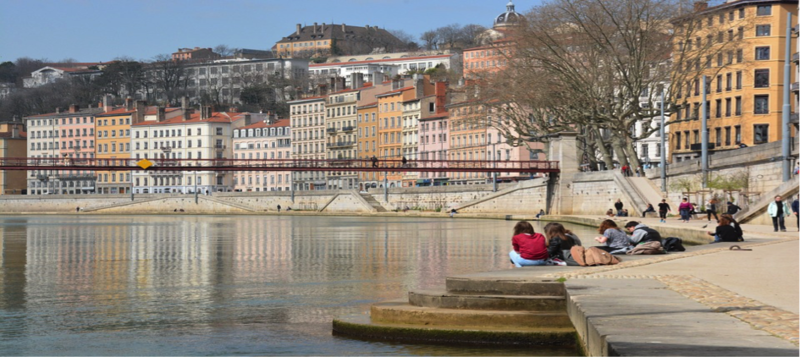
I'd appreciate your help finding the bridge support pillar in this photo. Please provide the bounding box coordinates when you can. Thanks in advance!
[546,132,579,215]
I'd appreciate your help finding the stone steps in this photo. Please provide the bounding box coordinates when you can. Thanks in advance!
[333,313,577,347]
[445,276,566,296]
[370,300,573,329]
[360,194,387,212]
[408,290,566,311]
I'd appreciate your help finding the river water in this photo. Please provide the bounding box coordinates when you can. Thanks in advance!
[0,215,598,355]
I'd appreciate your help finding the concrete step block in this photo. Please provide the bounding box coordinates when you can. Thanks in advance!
[409,290,566,311]
[446,276,566,296]
[370,300,573,329]
[333,313,577,347]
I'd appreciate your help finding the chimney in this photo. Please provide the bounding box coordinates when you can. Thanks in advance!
[373,72,385,85]
[181,96,189,111]
[413,73,425,98]
[693,1,708,11]
[228,107,238,113]
[313,22,318,34]
[56,107,62,114]
[201,106,212,120]
[341,23,346,32]
[135,100,146,123]
[103,95,111,112]
[330,77,338,92]
[351,73,364,89]
[11,124,18,139]
[322,23,326,32]
[125,97,133,110]
[435,81,448,114]
[337,77,346,91]
[69,104,79,113]
[157,107,166,122]
[296,23,302,35]
[244,114,253,126]
[318,83,328,96]
[365,25,370,30]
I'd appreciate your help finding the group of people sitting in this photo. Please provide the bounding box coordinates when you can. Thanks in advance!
[509,215,744,267]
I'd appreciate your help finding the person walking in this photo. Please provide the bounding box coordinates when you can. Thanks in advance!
[277,204,281,212]
[792,197,799,230]
[657,199,671,223]
[371,155,378,168]
[767,196,791,232]
[614,199,624,216]
[706,198,719,222]
[401,156,408,167]
[726,201,742,216]
[678,198,692,223]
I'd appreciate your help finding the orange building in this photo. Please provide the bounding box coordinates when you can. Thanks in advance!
[357,102,379,189]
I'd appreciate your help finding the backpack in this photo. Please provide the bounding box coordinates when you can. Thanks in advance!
[626,241,665,255]
[570,246,621,266]
[635,227,662,244]
[661,237,686,252]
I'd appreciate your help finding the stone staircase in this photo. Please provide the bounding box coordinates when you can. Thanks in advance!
[333,274,576,347]
[199,196,258,212]
[359,194,387,212]
[736,179,799,223]
[81,197,165,213]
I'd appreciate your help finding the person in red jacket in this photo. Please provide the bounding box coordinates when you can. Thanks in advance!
[509,220,549,267]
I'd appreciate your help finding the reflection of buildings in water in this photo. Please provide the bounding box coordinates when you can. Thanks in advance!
[0,224,29,338]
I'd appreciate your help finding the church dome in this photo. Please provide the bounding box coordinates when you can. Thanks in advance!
[494,1,521,28]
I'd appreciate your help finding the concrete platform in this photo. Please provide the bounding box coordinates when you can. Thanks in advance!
[566,278,798,356]
[409,290,566,311]
[370,299,573,328]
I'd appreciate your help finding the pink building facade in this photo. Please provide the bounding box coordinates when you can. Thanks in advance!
[232,119,291,192]
[417,113,449,185]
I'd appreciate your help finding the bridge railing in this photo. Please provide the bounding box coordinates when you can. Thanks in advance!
[3,157,560,173]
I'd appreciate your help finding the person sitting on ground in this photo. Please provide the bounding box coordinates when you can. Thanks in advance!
[642,204,656,218]
[536,209,545,219]
[624,221,662,245]
[545,222,579,265]
[509,220,549,267]
[726,201,742,216]
[708,215,743,243]
[543,222,583,247]
[605,209,615,218]
[449,208,457,218]
[614,199,624,216]
[621,209,630,217]
[719,213,744,241]
[594,219,632,253]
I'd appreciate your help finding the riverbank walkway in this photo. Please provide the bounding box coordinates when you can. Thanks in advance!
[492,215,799,355]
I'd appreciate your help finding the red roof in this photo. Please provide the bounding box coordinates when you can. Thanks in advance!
[310,54,451,68]
[144,107,181,115]
[376,86,414,98]
[239,118,289,130]
[132,111,237,126]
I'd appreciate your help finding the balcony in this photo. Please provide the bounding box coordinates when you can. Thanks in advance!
[689,143,716,151]
[214,144,226,151]
[329,141,355,149]
[56,174,97,180]
[793,52,799,64]
[326,128,337,134]
[791,113,799,124]
[791,82,799,93]
[341,126,355,132]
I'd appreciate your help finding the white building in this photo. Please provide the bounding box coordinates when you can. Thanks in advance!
[309,53,458,87]
[232,118,292,192]
[23,66,103,88]
[130,108,248,194]
[289,96,327,190]
[325,89,359,189]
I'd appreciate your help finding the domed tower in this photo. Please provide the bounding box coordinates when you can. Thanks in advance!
[494,1,522,29]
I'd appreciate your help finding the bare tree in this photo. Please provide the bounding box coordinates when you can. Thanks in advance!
[149,54,187,105]
[471,0,747,170]
[420,30,439,50]
[214,44,237,57]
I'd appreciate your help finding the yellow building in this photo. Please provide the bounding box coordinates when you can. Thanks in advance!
[95,103,146,194]
[0,122,27,194]
[273,23,405,59]
[670,0,797,162]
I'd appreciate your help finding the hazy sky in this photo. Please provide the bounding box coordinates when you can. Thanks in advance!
[0,0,543,63]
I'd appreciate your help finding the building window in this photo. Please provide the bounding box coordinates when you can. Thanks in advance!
[715,99,722,118]
[725,98,732,117]
[734,126,741,144]
[754,69,770,87]
[725,127,731,146]
[756,5,771,16]
[753,124,769,144]
[715,128,722,146]
[693,130,699,144]
[725,73,732,91]
[754,95,769,114]
[736,49,743,63]
[738,8,745,19]
[735,96,742,115]
[756,25,771,36]
[684,131,690,148]
[735,71,742,89]
[755,47,770,60]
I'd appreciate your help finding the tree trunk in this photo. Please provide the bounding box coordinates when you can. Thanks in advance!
[591,127,614,170]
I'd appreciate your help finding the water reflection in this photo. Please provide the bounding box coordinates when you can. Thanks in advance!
[0,215,590,355]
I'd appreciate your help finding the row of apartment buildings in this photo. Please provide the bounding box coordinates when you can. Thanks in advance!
[22,71,544,195]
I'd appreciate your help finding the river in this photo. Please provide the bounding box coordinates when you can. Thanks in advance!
[0,215,598,355]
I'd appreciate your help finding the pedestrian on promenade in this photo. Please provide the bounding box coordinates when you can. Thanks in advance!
[678,198,692,223]
[536,209,545,219]
[706,198,719,222]
[657,199,671,223]
[792,197,799,230]
[594,220,631,253]
[401,156,408,167]
[767,195,791,232]
[277,204,281,212]
[726,201,742,216]
[449,208,457,218]
[509,221,549,267]
[371,155,378,168]
[614,199,624,216]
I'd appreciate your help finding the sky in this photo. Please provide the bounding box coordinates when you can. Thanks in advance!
[0,0,543,64]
